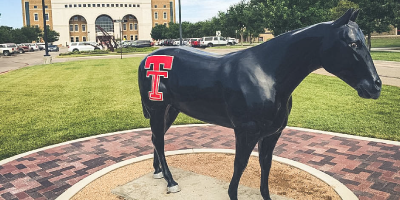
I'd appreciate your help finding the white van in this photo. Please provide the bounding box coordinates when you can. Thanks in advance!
[68,42,102,52]
[199,36,228,47]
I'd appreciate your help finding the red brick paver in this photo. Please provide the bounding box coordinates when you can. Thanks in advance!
[0,125,399,199]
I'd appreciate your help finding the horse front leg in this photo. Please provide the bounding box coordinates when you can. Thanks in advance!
[258,131,281,200]
[228,121,260,200]
[150,105,180,193]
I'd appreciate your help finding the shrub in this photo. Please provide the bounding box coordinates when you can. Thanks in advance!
[59,49,109,56]
[116,47,158,53]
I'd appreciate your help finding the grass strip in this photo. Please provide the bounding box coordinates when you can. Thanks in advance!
[370,51,400,62]
[371,37,400,48]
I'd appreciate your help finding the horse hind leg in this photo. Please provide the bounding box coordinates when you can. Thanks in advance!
[152,106,179,179]
[258,132,281,200]
[228,121,260,200]
[150,105,180,192]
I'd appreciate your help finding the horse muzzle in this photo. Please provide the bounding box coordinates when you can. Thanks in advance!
[356,79,381,99]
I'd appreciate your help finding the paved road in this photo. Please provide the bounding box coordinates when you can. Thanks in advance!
[1,47,399,87]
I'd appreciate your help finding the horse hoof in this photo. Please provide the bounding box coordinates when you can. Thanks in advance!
[167,185,181,193]
[153,172,163,179]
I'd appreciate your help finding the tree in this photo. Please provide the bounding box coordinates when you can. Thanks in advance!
[217,11,237,38]
[255,0,339,36]
[330,0,359,20]
[0,26,13,43]
[20,26,42,42]
[151,24,168,40]
[165,22,180,38]
[226,1,247,45]
[45,27,60,43]
[350,0,400,50]
[243,2,266,43]
[12,28,29,44]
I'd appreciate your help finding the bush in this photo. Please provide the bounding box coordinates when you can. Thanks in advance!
[82,49,109,54]
[59,49,109,56]
[116,47,158,53]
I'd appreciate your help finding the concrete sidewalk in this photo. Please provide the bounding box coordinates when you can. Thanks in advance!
[314,59,400,87]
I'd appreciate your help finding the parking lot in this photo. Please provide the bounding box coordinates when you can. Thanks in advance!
[0,48,68,74]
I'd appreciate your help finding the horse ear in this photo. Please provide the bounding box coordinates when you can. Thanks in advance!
[350,9,360,22]
[332,8,354,28]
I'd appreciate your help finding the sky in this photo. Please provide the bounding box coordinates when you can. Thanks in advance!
[0,0,240,29]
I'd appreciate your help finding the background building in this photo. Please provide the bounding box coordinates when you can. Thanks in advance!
[21,0,176,46]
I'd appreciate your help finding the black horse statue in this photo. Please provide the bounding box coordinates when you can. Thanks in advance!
[138,9,381,200]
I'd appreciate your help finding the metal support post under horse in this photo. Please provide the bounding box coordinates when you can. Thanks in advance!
[179,0,182,46]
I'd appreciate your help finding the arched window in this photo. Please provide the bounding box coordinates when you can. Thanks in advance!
[69,15,87,43]
[95,15,114,33]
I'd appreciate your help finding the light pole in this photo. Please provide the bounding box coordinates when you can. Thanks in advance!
[41,0,51,64]
[178,0,182,46]
[120,18,122,59]
[41,0,49,56]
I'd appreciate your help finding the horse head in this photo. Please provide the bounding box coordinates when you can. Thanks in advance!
[319,8,381,99]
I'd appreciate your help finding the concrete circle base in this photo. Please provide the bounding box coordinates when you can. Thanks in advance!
[56,149,357,200]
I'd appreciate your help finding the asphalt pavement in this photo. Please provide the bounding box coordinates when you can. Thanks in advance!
[0,47,399,87]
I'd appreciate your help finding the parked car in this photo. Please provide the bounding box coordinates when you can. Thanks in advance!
[68,42,102,52]
[163,39,174,46]
[199,36,228,47]
[17,44,29,53]
[0,43,18,56]
[173,39,180,46]
[121,40,133,48]
[36,43,46,50]
[48,45,59,52]
[88,42,103,50]
[131,40,152,48]
[172,39,188,46]
[158,39,164,46]
[226,37,238,45]
[22,43,39,51]
[188,38,201,47]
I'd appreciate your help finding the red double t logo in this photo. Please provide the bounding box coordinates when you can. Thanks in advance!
[144,55,174,101]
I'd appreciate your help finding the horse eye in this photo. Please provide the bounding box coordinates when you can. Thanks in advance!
[350,43,358,48]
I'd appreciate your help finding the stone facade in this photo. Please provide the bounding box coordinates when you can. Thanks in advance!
[151,0,175,27]
[122,15,139,41]
[21,0,53,30]
[21,0,176,46]
[68,15,88,43]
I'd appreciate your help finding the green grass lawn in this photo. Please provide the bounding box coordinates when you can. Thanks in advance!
[371,37,400,48]
[290,74,400,140]
[371,51,400,62]
[0,57,399,160]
